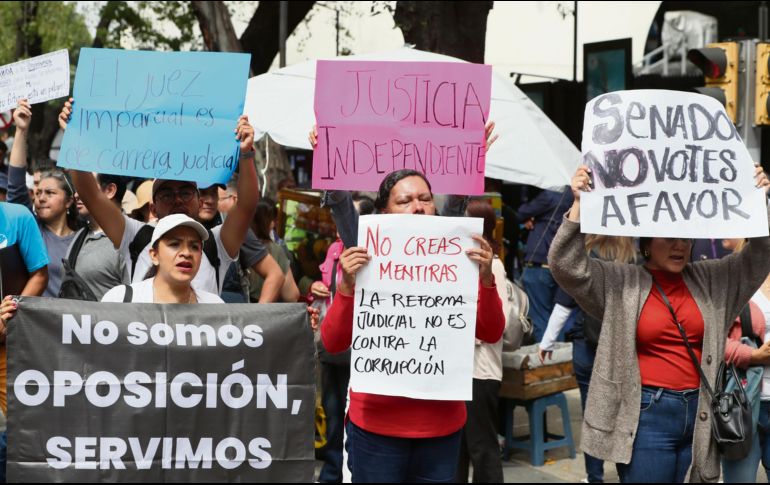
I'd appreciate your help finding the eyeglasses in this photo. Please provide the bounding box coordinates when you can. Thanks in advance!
[155,187,198,204]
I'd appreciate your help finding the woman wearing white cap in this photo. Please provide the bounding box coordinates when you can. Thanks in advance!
[101,214,224,304]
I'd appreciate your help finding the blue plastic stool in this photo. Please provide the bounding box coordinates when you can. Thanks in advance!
[502,392,576,466]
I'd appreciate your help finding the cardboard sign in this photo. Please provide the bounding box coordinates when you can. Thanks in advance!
[57,48,250,186]
[580,90,769,238]
[313,61,492,195]
[0,50,70,112]
[350,214,481,401]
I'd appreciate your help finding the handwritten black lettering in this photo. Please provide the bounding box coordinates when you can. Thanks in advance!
[653,191,676,222]
[591,93,623,144]
[601,195,626,227]
[721,188,750,220]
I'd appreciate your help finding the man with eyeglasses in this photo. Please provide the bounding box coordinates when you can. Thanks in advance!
[197,182,283,303]
[59,102,260,295]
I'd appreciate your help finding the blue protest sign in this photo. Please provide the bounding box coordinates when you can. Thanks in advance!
[58,48,251,186]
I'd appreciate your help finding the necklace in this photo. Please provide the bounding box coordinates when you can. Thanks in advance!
[187,290,195,304]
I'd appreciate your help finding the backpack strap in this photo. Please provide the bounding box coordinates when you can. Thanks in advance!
[67,228,91,269]
[122,285,133,303]
[128,225,155,280]
[203,229,221,292]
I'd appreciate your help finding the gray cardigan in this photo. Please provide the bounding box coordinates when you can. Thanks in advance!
[548,205,770,482]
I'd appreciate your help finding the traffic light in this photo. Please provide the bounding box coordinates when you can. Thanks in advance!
[687,42,740,122]
[755,42,770,125]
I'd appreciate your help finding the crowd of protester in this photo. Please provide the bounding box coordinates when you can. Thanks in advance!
[2,93,770,485]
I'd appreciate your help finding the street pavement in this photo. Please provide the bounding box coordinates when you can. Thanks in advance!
[501,388,767,483]
[501,388,618,483]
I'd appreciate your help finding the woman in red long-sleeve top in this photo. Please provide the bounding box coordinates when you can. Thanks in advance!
[321,169,505,483]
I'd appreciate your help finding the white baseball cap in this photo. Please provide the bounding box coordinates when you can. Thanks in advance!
[150,214,209,248]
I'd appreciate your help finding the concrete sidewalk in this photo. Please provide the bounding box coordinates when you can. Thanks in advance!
[500,388,768,483]
[500,388,619,483]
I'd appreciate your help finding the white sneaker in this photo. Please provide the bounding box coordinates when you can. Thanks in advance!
[580,479,589,483]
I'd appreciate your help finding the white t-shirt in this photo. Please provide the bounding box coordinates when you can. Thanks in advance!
[101,278,224,303]
[119,215,235,295]
[750,290,770,400]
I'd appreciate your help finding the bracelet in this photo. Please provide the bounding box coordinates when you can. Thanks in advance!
[239,150,256,159]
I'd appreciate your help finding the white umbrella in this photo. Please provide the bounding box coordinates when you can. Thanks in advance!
[244,47,578,190]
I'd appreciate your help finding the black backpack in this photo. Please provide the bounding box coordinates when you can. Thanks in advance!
[128,225,221,291]
[58,228,98,301]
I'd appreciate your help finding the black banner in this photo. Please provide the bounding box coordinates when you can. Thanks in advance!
[7,298,315,482]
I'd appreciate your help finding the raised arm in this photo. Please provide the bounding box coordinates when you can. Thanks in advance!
[22,266,48,297]
[690,165,770,327]
[252,253,283,303]
[310,125,359,249]
[58,99,125,248]
[220,116,258,259]
[8,99,33,210]
[547,165,609,320]
[323,191,358,249]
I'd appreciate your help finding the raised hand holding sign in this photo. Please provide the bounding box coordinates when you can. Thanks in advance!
[57,48,251,187]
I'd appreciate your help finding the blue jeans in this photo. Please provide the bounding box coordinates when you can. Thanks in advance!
[573,338,604,483]
[346,421,461,483]
[617,387,698,483]
[722,400,770,483]
[318,363,350,483]
[522,267,556,342]
[0,430,6,483]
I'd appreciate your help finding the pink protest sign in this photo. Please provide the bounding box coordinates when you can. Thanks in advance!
[313,60,492,195]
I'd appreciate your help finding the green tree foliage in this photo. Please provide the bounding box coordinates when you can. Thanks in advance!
[0,1,90,65]
[94,1,199,50]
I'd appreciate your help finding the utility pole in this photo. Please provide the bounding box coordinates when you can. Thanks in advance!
[279,1,288,67]
[573,1,578,81]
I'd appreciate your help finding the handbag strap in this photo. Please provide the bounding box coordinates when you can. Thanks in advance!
[650,278,715,399]
[739,305,762,347]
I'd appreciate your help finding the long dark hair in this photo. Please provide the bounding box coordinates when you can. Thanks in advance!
[466,199,500,254]
[253,198,277,241]
[39,170,82,231]
[374,169,432,213]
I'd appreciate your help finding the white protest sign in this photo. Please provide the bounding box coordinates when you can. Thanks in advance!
[350,214,481,401]
[581,90,769,238]
[0,50,70,113]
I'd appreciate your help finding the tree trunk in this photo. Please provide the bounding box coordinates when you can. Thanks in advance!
[237,2,315,197]
[14,1,55,167]
[15,1,39,59]
[92,1,120,48]
[239,1,315,75]
[190,1,314,199]
[394,1,493,63]
[254,135,293,201]
[190,1,243,53]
